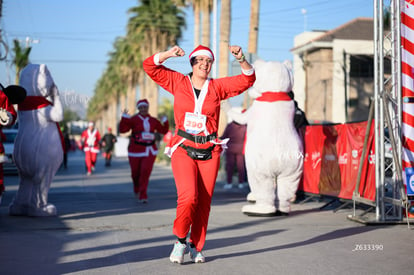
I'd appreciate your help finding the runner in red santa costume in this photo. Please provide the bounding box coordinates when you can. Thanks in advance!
[143,44,255,264]
[0,84,23,204]
[119,99,169,203]
[81,121,101,175]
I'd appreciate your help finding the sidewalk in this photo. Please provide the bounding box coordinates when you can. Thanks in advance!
[0,151,413,275]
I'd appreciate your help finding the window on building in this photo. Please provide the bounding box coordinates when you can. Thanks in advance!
[350,55,391,77]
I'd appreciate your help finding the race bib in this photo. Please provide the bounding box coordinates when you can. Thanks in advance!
[141,132,155,141]
[184,112,206,134]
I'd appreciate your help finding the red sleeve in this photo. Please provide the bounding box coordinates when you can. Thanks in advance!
[119,116,132,134]
[80,130,86,141]
[153,117,169,135]
[0,90,17,125]
[212,73,256,100]
[143,54,187,95]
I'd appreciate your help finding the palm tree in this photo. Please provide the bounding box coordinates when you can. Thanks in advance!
[217,0,231,135]
[89,0,186,125]
[243,0,260,109]
[127,0,185,116]
[110,37,142,116]
[200,0,212,46]
[193,0,201,46]
[218,0,230,78]
[12,39,31,84]
[248,0,260,54]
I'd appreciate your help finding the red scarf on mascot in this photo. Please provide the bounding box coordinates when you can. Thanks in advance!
[18,96,65,151]
[255,92,292,102]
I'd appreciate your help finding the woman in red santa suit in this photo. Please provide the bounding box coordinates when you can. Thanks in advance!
[81,121,101,175]
[143,44,255,264]
[119,99,169,203]
[0,85,20,203]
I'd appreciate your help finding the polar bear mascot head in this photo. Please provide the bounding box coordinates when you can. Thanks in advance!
[239,59,304,217]
[9,64,63,217]
[248,59,293,99]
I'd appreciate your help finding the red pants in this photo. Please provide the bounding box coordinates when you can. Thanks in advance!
[128,155,156,200]
[84,151,97,173]
[171,147,220,252]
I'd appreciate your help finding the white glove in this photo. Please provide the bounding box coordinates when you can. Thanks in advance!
[161,116,168,123]
[0,108,11,126]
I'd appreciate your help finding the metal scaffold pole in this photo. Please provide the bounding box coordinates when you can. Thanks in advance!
[349,0,411,226]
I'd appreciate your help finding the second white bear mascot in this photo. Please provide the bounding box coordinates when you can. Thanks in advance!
[9,64,64,217]
[227,59,304,216]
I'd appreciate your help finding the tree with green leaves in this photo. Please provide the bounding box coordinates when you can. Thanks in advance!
[127,0,185,116]
[12,39,31,84]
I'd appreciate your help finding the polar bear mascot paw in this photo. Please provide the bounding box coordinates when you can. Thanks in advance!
[239,59,303,217]
[8,64,63,217]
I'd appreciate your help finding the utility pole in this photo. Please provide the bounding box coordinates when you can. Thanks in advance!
[0,0,9,61]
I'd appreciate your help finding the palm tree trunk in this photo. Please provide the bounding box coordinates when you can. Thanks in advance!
[127,83,136,115]
[193,2,201,47]
[248,0,260,54]
[109,98,117,135]
[243,0,260,109]
[201,0,211,46]
[217,0,231,136]
[219,0,230,78]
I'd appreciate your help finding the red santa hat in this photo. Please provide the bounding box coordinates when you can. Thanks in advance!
[136,99,149,108]
[189,45,214,61]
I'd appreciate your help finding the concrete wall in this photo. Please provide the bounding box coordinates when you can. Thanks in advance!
[331,39,374,123]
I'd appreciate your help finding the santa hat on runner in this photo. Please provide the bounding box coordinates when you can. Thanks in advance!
[136,99,149,108]
[189,45,215,62]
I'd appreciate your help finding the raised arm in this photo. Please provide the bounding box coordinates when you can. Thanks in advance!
[229,45,253,71]
[158,45,185,64]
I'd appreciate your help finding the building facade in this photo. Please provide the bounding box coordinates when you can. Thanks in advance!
[291,18,381,123]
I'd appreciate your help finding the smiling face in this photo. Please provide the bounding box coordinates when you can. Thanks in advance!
[191,56,213,80]
[138,105,149,116]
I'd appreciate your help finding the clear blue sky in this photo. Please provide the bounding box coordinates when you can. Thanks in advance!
[0,0,374,101]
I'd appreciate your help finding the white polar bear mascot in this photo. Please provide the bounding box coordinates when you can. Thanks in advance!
[9,64,64,217]
[227,59,304,216]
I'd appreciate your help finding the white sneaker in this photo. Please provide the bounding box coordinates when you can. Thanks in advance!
[169,241,187,264]
[188,244,205,263]
[223,183,233,189]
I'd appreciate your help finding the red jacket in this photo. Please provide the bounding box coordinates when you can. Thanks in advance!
[0,90,17,156]
[81,128,101,153]
[0,90,17,127]
[143,53,255,155]
[119,113,169,157]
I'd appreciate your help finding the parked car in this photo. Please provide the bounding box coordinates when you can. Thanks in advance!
[2,128,18,174]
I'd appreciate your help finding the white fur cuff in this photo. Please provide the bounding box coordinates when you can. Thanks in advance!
[242,67,255,76]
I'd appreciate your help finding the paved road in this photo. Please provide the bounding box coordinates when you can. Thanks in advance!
[0,151,413,275]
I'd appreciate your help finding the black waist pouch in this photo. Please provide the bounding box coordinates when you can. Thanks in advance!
[179,144,215,160]
[131,134,155,146]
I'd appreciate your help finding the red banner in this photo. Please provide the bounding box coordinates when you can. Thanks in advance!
[300,121,375,201]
